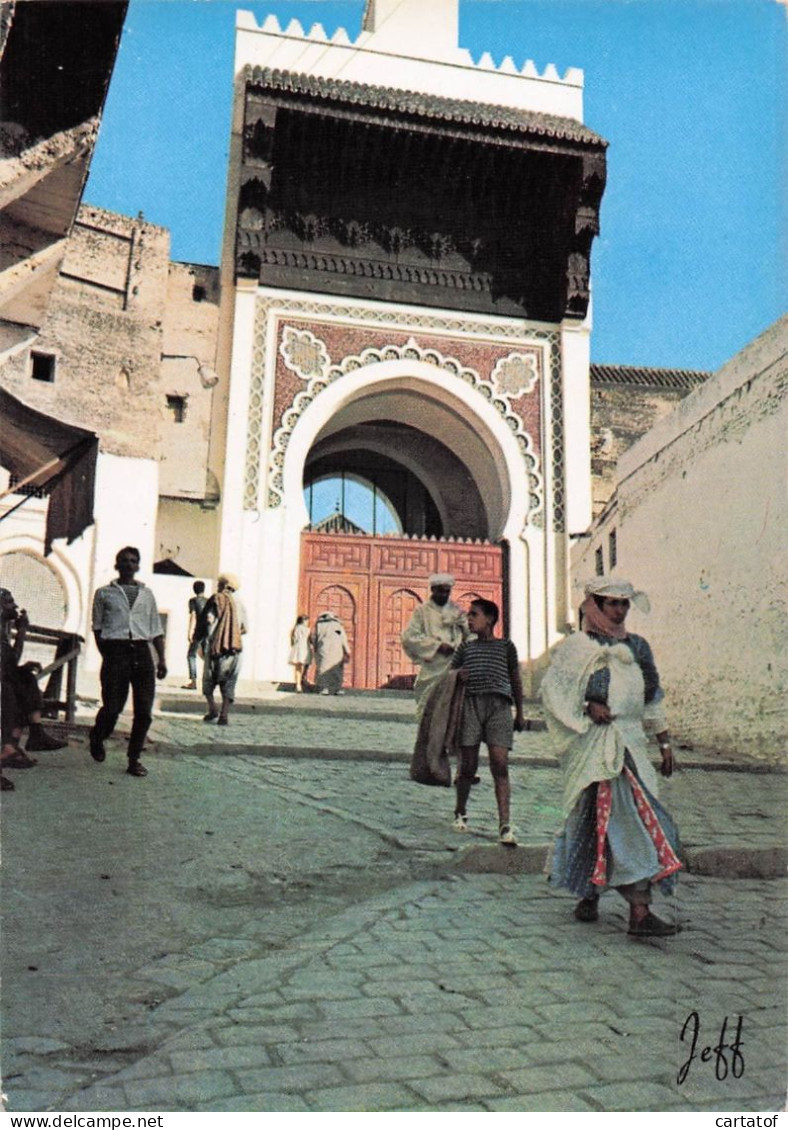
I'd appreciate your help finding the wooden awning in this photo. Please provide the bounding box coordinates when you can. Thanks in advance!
[0,387,98,554]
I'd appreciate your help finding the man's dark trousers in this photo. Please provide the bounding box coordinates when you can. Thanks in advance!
[94,640,156,761]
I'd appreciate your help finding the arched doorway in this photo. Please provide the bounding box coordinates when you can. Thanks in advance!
[291,364,520,688]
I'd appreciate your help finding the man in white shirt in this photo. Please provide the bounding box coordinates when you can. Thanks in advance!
[89,546,167,777]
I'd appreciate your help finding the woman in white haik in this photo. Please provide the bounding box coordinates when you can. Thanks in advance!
[288,615,312,693]
[541,576,683,937]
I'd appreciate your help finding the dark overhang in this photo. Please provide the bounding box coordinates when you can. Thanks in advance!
[235,66,608,321]
[0,0,128,140]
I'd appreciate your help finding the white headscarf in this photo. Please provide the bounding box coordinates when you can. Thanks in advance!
[582,575,650,614]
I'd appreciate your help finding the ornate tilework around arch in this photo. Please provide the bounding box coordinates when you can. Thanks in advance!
[267,334,544,518]
[243,296,563,529]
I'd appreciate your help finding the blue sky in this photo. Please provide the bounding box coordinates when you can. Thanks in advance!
[85,0,786,372]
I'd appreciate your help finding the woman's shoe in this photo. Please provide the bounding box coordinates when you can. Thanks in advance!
[628,911,681,937]
[574,897,600,923]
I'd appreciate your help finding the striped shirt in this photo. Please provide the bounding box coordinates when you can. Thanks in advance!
[451,637,519,700]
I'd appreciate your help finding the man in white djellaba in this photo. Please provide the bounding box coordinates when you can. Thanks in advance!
[401,574,471,718]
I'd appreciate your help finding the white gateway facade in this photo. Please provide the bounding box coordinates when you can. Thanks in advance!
[212,0,607,686]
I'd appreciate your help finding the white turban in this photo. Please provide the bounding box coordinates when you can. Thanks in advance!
[218,572,241,592]
[582,574,650,613]
[429,573,455,588]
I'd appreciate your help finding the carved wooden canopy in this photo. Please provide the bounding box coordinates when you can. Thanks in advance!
[235,66,607,322]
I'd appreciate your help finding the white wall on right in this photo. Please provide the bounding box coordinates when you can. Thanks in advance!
[574,316,788,762]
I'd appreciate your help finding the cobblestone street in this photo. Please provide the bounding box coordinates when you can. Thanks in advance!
[1,695,785,1113]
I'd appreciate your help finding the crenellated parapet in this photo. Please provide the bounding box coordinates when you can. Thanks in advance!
[235,5,585,122]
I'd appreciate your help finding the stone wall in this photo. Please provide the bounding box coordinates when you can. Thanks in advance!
[1,204,221,501]
[575,318,788,761]
[159,260,220,498]
[589,366,708,517]
[0,205,169,458]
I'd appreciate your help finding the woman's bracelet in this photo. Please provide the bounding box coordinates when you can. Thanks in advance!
[659,741,672,752]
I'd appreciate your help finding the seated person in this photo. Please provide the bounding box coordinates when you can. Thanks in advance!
[1,587,67,789]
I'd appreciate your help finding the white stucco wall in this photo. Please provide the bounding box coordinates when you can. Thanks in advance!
[0,451,164,687]
[82,452,161,676]
[148,573,213,677]
[573,317,788,761]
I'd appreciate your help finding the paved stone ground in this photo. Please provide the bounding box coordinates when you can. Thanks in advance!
[1,703,785,1113]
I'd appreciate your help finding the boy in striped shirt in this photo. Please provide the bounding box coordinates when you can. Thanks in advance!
[451,598,525,845]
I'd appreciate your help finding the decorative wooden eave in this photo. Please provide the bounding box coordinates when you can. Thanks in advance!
[236,66,608,321]
[243,65,607,155]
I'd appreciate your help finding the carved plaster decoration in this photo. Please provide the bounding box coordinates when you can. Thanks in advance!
[267,332,544,521]
[279,326,330,380]
[491,352,539,398]
[243,295,563,529]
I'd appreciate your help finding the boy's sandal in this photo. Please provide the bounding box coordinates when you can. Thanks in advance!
[574,897,600,922]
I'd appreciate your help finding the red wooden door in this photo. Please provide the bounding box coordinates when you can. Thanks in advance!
[376,584,422,688]
[299,532,505,689]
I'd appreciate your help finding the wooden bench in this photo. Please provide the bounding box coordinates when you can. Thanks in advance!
[25,624,83,723]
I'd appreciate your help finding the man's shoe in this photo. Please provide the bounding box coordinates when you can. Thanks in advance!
[217,716,229,726]
[499,824,517,847]
[89,730,106,762]
[26,729,67,752]
[320,688,330,696]
[127,762,148,777]
[203,712,219,723]
[2,750,37,769]
[453,812,468,832]
[628,912,682,937]
[1,774,15,791]
[181,682,197,690]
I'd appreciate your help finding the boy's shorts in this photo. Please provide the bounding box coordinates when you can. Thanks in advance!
[459,693,514,749]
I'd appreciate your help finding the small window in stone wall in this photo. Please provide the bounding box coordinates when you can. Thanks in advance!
[166,394,187,423]
[595,546,604,576]
[192,284,206,302]
[609,529,617,569]
[31,351,56,382]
